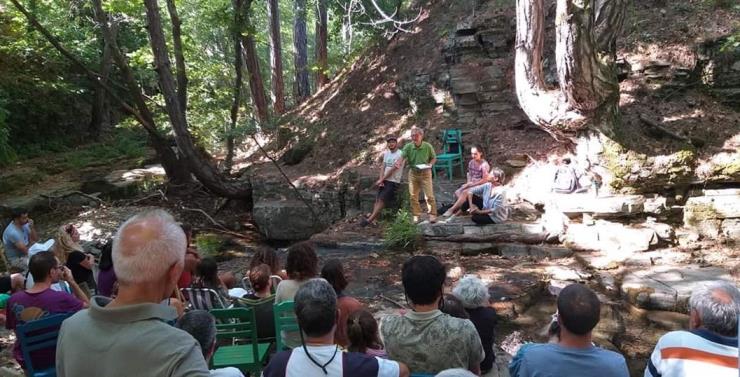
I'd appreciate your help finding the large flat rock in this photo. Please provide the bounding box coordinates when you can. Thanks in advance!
[253,200,329,241]
[422,221,548,244]
[621,265,734,311]
[565,221,658,252]
[551,194,645,217]
[685,194,740,221]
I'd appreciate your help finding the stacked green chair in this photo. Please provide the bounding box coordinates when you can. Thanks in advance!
[210,307,272,375]
[433,129,465,181]
[273,301,299,351]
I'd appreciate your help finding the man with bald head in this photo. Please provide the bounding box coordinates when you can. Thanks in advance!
[645,280,740,377]
[56,210,209,377]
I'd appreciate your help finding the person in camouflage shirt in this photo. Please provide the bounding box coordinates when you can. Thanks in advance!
[380,256,484,374]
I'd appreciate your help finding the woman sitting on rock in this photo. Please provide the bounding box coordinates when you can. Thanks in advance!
[442,169,509,224]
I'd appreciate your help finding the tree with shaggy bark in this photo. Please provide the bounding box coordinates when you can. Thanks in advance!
[515,0,626,140]
[315,0,329,88]
[293,0,311,101]
[267,0,286,114]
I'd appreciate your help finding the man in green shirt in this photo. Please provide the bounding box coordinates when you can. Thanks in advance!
[396,126,438,223]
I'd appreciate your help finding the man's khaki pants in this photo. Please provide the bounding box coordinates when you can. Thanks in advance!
[408,169,437,217]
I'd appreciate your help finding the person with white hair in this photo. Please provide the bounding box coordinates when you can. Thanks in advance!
[56,209,209,377]
[644,280,740,377]
[177,310,244,377]
[452,275,498,374]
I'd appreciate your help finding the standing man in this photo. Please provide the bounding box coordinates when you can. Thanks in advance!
[396,126,437,223]
[2,208,38,273]
[361,135,404,227]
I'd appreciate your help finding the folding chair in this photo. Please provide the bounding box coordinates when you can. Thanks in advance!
[210,307,272,374]
[273,301,299,351]
[433,129,465,181]
[242,275,283,294]
[180,287,227,311]
[16,313,73,377]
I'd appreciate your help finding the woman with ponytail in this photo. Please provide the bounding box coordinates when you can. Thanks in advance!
[347,310,387,358]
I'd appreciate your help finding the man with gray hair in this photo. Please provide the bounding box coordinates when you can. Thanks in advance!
[395,125,438,223]
[57,209,209,377]
[452,276,498,374]
[177,310,244,377]
[644,280,740,377]
[262,279,409,377]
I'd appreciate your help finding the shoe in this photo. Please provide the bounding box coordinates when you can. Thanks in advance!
[442,214,457,223]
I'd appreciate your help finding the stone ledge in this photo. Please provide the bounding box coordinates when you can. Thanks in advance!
[551,194,645,217]
[422,221,549,244]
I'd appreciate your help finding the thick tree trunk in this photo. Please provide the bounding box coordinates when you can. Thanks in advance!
[88,27,115,140]
[515,0,625,139]
[143,0,251,198]
[241,3,269,124]
[293,0,311,101]
[315,0,329,88]
[267,0,286,114]
[226,0,245,171]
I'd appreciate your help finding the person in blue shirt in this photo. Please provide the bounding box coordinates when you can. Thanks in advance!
[509,283,629,377]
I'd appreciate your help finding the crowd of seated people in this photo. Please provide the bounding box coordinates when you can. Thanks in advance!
[1,207,739,377]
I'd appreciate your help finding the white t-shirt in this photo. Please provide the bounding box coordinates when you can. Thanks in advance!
[276,345,399,377]
[383,150,403,183]
[211,367,244,377]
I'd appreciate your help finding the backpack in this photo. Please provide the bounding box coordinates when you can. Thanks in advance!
[552,165,578,194]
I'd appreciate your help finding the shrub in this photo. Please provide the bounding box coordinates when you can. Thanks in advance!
[383,209,421,251]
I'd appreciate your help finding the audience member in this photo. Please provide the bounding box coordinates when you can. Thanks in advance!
[263,279,409,377]
[275,241,319,349]
[56,210,210,377]
[249,246,286,289]
[645,280,740,377]
[348,310,388,358]
[2,208,37,273]
[237,263,276,340]
[321,259,363,347]
[453,275,498,374]
[96,240,117,298]
[435,369,478,377]
[509,283,628,377]
[191,257,230,303]
[57,224,95,298]
[361,134,404,227]
[395,126,437,223]
[454,146,490,198]
[440,294,469,319]
[6,252,88,371]
[178,224,201,289]
[177,310,245,377]
[381,255,484,374]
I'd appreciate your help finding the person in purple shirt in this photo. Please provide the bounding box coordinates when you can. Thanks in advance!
[96,240,117,297]
[5,251,89,371]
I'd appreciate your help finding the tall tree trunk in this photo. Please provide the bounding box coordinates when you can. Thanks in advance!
[293,0,310,101]
[267,0,286,114]
[514,0,625,139]
[165,0,188,111]
[143,0,250,198]
[226,0,245,171]
[315,0,329,88]
[241,1,269,124]
[88,25,115,140]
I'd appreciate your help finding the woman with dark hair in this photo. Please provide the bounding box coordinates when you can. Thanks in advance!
[321,259,363,347]
[274,241,318,348]
[249,247,287,279]
[191,257,229,302]
[96,240,117,298]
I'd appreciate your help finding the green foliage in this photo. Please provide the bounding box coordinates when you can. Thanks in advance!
[195,233,226,257]
[383,209,421,251]
[0,94,16,166]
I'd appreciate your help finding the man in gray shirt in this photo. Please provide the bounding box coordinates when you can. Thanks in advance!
[2,208,37,272]
[56,210,209,377]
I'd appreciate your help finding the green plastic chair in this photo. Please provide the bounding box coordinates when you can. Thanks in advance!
[210,307,272,374]
[433,129,465,181]
[273,301,299,351]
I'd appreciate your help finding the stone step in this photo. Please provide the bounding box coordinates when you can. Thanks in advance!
[551,194,645,217]
[620,265,733,311]
[420,220,549,244]
[564,221,659,253]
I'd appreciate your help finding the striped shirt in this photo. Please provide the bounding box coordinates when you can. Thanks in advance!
[645,329,738,377]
